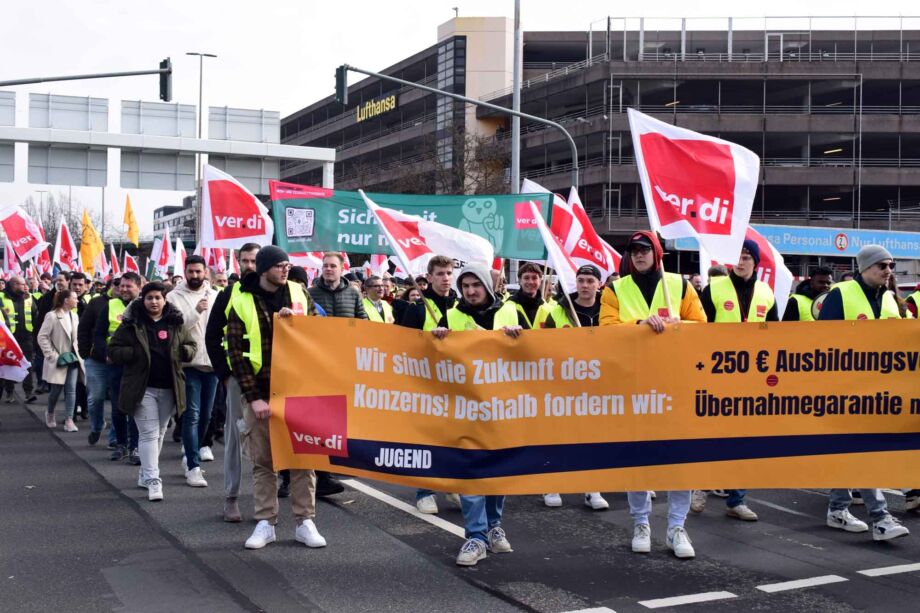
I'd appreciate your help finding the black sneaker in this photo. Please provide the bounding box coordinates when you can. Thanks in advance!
[127,448,141,466]
[316,472,345,498]
[88,431,101,446]
[109,445,127,461]
[25,395,38,404]
[106,441,117,450]
[905,489,920,511]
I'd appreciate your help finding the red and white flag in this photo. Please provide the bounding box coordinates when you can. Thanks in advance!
[628,108,759,264]
[174,237,187,275]
[363,254,388,278]
[52,220,78,270]
[359,190,494,277]
[36,223,52,274]
[200,164,274,248]
[157,227,172,273]
[521,179,583,253]
[0,319,31,382]
[3,240,22,276]
[123,253,140,273]
[110,245,121,276]
[207,247,226,273]
[94,248,110,279]
[229,249,240,276]
[0,206,49,262]
[567,187,621,277]
[528,201,579,294]
[289,252,325,269]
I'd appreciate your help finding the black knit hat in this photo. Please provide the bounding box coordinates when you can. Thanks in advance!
[256,245,289,274]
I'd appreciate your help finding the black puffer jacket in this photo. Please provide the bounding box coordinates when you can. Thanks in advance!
[307,278,368,319]
[107,301,196,417]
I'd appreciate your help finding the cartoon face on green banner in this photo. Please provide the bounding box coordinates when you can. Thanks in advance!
[269,181,553,260]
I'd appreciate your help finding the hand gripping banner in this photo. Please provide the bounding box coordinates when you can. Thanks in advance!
[269,318,920,495]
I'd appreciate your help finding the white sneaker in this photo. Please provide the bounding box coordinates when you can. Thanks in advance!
[543,493,563,507]
[584,492,609,510]
[294,519,327,548]
[902,489,920,511]
[245,520,276,549]
[185,467,208,487]
[667,526,695,558]
[63,418,78,432]
[137,471,148,489]
[199,446,214,462]
[181,455,188,472]
[456,538,487,566]
[872,515,909,541]
[827,509,869,533]
[632,523,651,553]
[690,490,707,513]
[416,494,438,514]
[649,490,657,499]
[711,489,729,497]
[146,478,163,502]
[487,526,512,553]
[445,493,462,507]
[727,504,758,521]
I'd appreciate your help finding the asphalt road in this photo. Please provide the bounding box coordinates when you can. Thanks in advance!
[3,397,920,612]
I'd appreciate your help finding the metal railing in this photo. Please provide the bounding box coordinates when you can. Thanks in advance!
[638,51,920,63]
[480,53,609,101]
[335,110,437,154]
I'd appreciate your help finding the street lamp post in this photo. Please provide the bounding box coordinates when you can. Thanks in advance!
[186,51,217,243]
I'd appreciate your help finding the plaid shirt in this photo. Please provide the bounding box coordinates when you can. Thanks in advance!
[226,284,315,403]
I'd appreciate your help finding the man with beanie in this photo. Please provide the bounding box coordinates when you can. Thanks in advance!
[206,243,259,522]
[167,255,219,487]
[697,239,777,522]
[783,266,834,321]
[818,245,902,321]
[226,245,326,550]
[541,263,611,511]
[433,264,520,566]
[816,244,910,540]
[600,232,705,558]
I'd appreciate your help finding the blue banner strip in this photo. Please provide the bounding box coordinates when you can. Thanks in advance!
[328,432,920,479]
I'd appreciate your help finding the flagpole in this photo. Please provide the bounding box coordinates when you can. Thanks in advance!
[563,290,582,328]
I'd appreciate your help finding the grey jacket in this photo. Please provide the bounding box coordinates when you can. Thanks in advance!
[307,278,368,320]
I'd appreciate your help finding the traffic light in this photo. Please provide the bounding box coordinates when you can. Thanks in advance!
[159,58,172,102]
[335,65,348,106]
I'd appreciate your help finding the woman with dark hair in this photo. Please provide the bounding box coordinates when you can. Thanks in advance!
[108,282,196,502]
[37,289,83,431]
[392,286,423,325]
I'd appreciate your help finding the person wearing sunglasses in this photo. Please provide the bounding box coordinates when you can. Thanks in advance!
[815,244,910,541]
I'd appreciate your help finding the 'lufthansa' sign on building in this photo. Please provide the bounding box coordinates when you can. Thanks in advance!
[356,95,397,123]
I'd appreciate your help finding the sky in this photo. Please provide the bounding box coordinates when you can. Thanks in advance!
[1,0,915,240]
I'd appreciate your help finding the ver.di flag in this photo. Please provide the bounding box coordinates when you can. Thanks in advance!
[3,240,22,276]
[567,187,621,276]
[52,220,78,271]
[123,253,140,273]
[359,190,493,277]
[528,200,579,294]
[0,319,30,382]
[628,108,759,264]
[36,222,52,274]
[174,237,187,274]
[200,164,274,248]
[0,206,49,262]
[109,245,121,276]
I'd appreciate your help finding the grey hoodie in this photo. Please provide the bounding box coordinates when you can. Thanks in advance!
[166,279,219,370]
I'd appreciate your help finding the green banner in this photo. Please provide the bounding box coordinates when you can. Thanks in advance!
[269,181,553,260]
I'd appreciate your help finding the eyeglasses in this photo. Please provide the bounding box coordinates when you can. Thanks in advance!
[875,262,896,271]
[272,263,292,271]
[630,246,652,255]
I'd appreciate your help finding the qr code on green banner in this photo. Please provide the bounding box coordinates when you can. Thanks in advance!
[286,207,315,238]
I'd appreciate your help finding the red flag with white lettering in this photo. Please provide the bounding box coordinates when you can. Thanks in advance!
[110,245,121,276]
[123,253,140,273]
[628,108,759,264]
[201,164,274,248]
[36,223,52,274]
[52,220,78,271]
[359,190,493,277]
[0,206,49,261]
[0,319,30,381]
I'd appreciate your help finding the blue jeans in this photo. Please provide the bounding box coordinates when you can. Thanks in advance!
[460,495,504,542]
[85,359,108,435]
[829,489,889,523]
[46,364,79,419]
[727,489,747,508]
[108,364,137,449]
[628,491,691,529]
[183,368,217,470]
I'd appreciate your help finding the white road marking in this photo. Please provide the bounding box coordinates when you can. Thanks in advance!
[560,608,616,613]
[638,591,737,609]
[745,496,812,518]
[857,562,920,577]
[340,478,466,538]
[756,575,848,593]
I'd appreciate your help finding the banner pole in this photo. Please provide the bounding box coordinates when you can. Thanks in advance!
[563,291,583,328]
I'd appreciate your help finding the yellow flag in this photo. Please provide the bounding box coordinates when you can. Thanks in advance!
[80,209,104,275]
[124,195,139,246]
